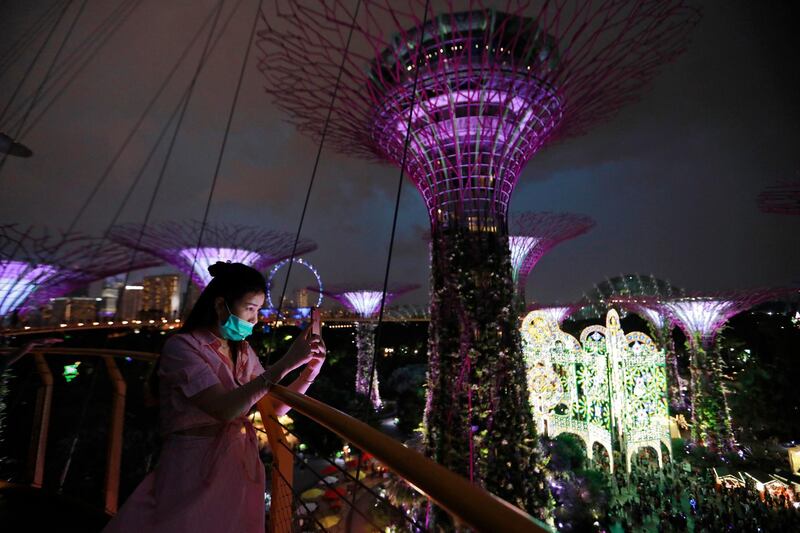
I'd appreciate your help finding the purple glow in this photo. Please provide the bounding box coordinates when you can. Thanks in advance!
[340,291,386,318]
[660,298,741,348]
[526,304,576,325]
[509,236,541,285]
[108,221,316,289]
[0,261,57,315]
[510,213,595,298]
[178,247,262,288]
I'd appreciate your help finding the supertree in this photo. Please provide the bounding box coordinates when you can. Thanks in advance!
[658,289,790,450]
[258,0,699,515]
[525,302,580,326]
[510,212,594,304]
[312,284,417,408]
[758,181,800,216]
[108,221,316,288]
[0,224,161,322]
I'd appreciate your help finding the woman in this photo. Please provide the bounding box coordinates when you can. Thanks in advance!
[104,261,325,532]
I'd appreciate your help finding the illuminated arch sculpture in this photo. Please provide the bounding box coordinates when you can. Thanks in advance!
[521,309,670,472]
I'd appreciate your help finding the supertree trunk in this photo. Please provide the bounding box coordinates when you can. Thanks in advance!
[423,223,550,525]
[354,321,381,409]
[688,337,734,451]
[651,324,687,415]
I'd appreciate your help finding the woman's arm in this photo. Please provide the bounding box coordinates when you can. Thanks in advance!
[189,328,324,422]
[272,356,324,417]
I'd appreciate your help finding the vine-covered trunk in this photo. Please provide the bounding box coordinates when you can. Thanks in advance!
[423,223,550,525]
[688,338,734,451]
[354,321,381,409]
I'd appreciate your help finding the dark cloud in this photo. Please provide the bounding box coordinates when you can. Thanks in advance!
[1,0,798,306]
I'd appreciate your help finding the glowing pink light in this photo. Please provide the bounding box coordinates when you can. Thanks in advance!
[509,236,541,285]
[0,260,57,315]
[178,247,262,288]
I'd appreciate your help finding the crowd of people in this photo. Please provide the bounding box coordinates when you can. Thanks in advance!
[606,461,800,532]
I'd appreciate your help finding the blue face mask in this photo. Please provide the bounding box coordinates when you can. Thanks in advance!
[220,302,254,341]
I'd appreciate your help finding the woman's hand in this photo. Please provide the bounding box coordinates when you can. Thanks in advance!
[279,327,324,374]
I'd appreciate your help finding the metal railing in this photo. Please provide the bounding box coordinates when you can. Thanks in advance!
[3,347,550,531]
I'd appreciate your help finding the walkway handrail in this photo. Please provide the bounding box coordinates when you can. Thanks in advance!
[0,347,158,362]
[267,384,551,533]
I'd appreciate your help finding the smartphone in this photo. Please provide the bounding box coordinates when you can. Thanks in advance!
[310,306,321,336]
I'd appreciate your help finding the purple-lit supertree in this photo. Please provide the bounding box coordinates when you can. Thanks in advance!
[313,285,417,409]
[258,0,698,513]
[658,290,789,450]
[758,181,800,216]
[525,302,580,326]
[108,221,316,288]
[0,224,161,322]
[510,212,594,304]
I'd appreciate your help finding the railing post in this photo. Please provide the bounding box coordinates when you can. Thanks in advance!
[257,397,294,533]
[27,352,53,488]
[103,356,126,515]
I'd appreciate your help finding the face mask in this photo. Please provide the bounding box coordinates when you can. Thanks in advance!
[219,302,254,341]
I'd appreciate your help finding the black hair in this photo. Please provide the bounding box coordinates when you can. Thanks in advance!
[146,262,266,404]
[182,261,267,334]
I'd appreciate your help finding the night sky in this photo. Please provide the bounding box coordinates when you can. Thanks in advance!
[1,0,798,307]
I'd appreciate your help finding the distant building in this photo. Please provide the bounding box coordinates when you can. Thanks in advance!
[100,276,125,317]
[118,285,144,320]
[296,288,309,308]
[141,275,180,319]
[49,297,100,323]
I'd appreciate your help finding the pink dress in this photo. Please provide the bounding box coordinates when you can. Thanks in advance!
[103,330,267,533]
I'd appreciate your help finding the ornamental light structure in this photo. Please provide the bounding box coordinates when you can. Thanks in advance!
[0,224,160,320]
[658,289,790,450]
[312,284,417,409]
[608,296,689,413]
[758,181,800,216]
[108,221,316,289]
[258,0,698,511]
[510,212,594,303]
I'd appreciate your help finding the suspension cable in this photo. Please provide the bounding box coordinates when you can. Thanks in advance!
[272,0,363,320]
[115,0,228,304]
[0,0,89,180]
[0,1,63,80]
[355,0,432,502]
[182,0,265,315]
[62,0,242,237]
[0,0,70,127]
[8,0,143,139]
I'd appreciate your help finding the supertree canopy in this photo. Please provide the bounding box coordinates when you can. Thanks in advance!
[0,224,161,319]
[758,181,800,216]
[259,0,698,515]
[525,302,580,325]
[312,284,417,408]
[510,212,594,303]
[108,221,316,288]
[658,289,791,450]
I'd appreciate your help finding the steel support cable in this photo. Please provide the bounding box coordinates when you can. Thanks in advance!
[0,0,89,182]
[271,0,363,322]
[0,0,70,125]
[269,462,330,532]
[268,436,390,532]
[262,413,426,531]
[61,0,244,237]
[7,0,143,139]
[115,0,228,302]
[0,1,63,79]
[181,0,264,316]
[356,0,432,502]
[84,0,246,268]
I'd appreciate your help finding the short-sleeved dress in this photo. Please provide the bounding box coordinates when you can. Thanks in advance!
[103,330,267,533]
